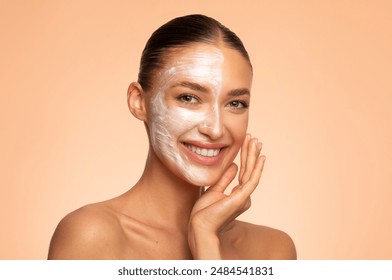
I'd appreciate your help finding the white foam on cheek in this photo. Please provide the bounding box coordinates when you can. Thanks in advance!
[150,94,210,185]
[149,49,225,186]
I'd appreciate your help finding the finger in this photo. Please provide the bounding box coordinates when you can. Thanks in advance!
[195,156,264,232]
[239,155,266,197]
[207,163,238,193]
[257,141,263,153]
[239,134,251,183]
[201,155,263,229]
[241,138,261,184]
[222,156,265,216]
[228,155,265,209]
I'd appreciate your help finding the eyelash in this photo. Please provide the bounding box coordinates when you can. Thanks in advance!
[228,100,249,109]
[177,94,200,104]
[176,94,249,109]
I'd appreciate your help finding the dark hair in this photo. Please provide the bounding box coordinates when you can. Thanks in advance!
[137,14,252,91]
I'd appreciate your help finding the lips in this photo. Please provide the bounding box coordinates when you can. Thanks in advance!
[181,141,227,166]
[183,143,221,157]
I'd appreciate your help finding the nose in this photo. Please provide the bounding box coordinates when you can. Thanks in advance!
[197,107,224,140]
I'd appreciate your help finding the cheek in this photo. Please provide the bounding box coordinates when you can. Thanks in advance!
[166,108,206,135]
[149,99,207,150]
[148,94,175,151]
[228,113,249,139]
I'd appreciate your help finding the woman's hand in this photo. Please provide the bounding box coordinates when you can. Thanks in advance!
[188,134,266,259]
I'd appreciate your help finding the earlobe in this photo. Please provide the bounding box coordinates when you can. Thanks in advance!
[127,82,147,121]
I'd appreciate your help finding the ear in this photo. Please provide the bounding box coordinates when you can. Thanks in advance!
[127,82,147,121]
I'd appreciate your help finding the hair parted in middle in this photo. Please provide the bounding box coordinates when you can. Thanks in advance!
[137,14,252,91]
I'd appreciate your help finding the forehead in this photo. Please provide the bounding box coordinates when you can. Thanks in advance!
[160,45,223,81]
[155,43,252,89]
[168,45,223,64]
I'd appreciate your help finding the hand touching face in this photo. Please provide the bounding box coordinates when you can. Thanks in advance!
[187,134,265,259]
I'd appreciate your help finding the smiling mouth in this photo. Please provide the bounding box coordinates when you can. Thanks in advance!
[183,143,221,157]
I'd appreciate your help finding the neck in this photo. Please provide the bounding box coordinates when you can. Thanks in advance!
[126,148,202,234]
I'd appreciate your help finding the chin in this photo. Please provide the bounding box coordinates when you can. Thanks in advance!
[180,167,224,187]
[187,177,217,187]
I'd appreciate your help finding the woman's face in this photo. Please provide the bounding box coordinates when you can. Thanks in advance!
[145,43,252,186]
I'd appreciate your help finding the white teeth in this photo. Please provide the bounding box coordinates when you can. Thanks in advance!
[184,143,221,157]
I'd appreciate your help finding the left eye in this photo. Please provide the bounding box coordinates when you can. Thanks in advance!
[177,94,199,104]
[228,100,248,109]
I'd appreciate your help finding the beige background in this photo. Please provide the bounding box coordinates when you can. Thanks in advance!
[1,0,391,259]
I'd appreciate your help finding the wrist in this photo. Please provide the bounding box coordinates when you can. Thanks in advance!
[188,222,222,260]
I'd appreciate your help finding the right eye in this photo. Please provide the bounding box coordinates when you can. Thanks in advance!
[177,94,200,104]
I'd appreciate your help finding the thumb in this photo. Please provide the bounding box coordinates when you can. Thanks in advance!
[207,163,238,193]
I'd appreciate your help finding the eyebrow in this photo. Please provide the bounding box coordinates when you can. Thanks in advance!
[228,88,250,97]
[171,81,208,92]
[171,81,250,96]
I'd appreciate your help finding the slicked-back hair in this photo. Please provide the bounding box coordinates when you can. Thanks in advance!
[137,14,252,91]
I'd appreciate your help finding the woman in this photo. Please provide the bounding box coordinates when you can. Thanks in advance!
[48,14,296,260]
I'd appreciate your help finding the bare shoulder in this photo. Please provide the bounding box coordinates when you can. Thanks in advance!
[48,202,122,259]
[222,221,297,260]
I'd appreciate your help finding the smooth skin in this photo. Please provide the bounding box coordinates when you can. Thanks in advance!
[48,44,296,260]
